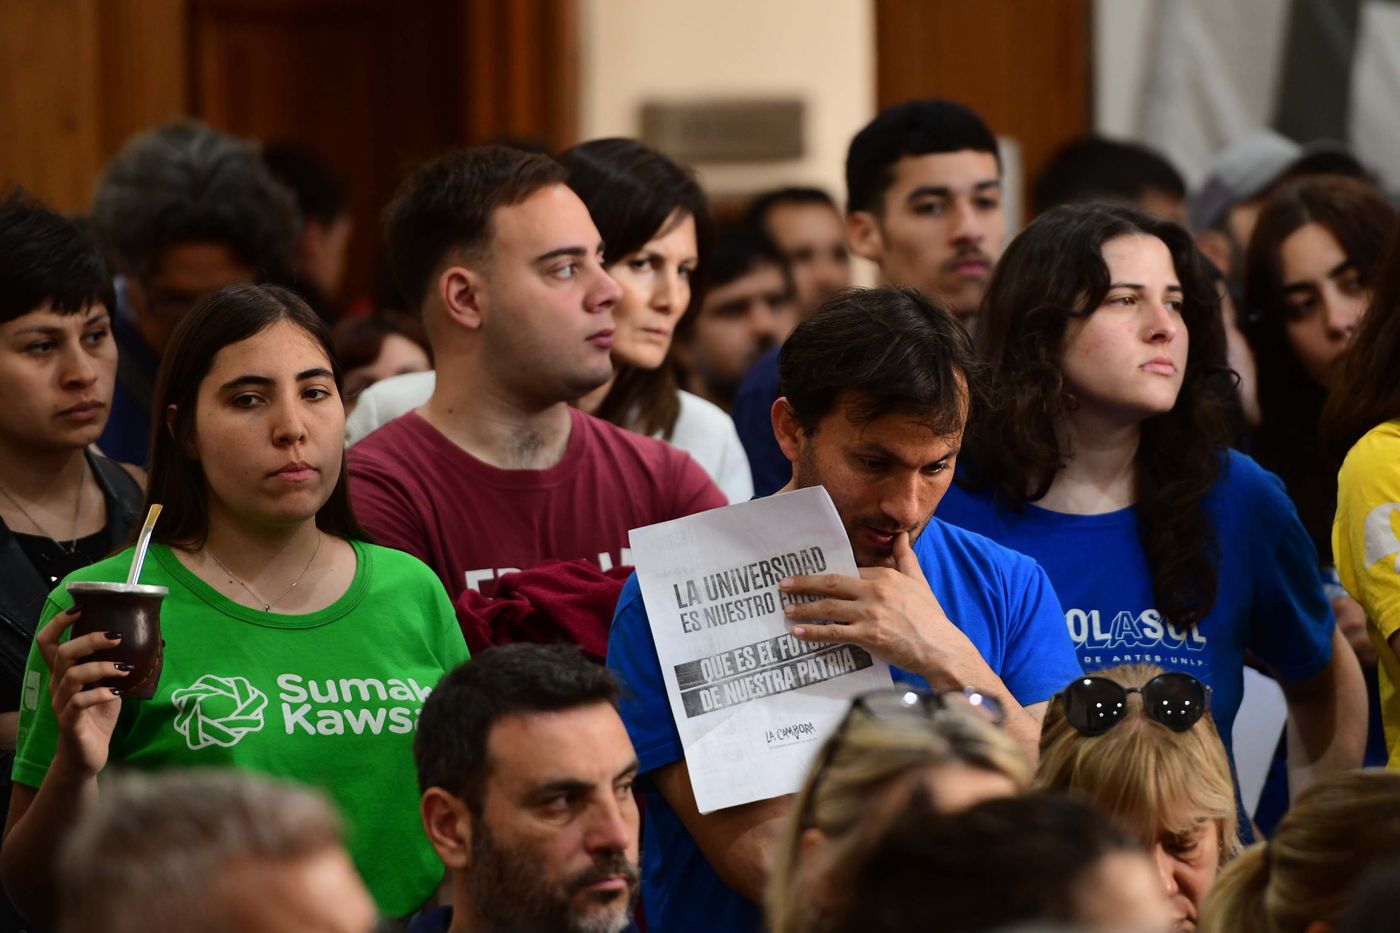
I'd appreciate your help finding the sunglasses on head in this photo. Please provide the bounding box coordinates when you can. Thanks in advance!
[850,685,1006,727]
[1056,672,1210,736]
[803,685,1005,826]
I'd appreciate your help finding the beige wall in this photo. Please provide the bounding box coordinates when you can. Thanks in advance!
[579,0,876,205]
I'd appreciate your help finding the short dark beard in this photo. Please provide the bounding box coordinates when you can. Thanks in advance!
[468,821,639,933]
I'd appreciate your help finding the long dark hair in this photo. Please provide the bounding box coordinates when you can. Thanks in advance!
[143,283,366,548]
[560,138,715,439]
[962,203,1233,629]
[1244,176,1394,559]
[1324,225,1400,457]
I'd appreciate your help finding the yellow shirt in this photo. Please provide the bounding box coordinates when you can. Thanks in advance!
[1335,419,1400,767]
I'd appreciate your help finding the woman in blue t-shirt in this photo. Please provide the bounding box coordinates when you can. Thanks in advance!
[937,202,1366,822]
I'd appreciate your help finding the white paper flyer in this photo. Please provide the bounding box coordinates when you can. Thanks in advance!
[629,486,893,814]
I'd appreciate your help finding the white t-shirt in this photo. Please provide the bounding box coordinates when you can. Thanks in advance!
[344,371,754,504]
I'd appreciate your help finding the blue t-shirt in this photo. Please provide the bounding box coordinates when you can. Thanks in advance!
[97,287,160,467]
[732,347,788,497]
[937,452,1335,770]
[606,514,1078,932]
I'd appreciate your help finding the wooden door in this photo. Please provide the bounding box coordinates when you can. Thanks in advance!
[874,0,1092,222]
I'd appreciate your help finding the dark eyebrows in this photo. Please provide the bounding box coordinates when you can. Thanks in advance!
[905,180,1001,205]
[535,242,605,264]
[1283,260,1357,295]
[13,309,113,337]
[218,374,272,391]
[1327,259,1358,281]
[217,367,333,392]
[906,185,952,202]
[854,442,959,469]
[527,760,640,800]
[1106,282,1183,293]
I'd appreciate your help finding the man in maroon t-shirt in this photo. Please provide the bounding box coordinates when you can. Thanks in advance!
[349,146,725,601]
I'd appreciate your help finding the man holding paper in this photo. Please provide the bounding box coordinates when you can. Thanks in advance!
[607,286,1081,932]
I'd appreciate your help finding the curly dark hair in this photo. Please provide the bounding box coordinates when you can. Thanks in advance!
[962,203,1233,629]
[1244,176,1395,560]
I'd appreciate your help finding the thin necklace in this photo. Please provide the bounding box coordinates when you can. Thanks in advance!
[205,533,323,611]
[0,463,86,554]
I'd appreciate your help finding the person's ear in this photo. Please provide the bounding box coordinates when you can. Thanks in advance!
[771,397,805,464]
[799,826,827,860]
[846,211,884,264]
[166,404,197,459]
[438,262,485,332]
[420,787,473,871]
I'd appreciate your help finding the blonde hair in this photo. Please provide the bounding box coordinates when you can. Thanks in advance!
[1200,770,1400,933]
[1036,664,1240,860]
[765,701,1030,933]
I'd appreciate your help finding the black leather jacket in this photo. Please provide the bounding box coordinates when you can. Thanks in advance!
[0,453,143,709]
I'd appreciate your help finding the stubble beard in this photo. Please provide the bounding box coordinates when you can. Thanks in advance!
[468,822,638,933]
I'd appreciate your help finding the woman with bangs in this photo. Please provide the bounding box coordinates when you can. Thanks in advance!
[766,686,1030,933]
[1039,664,1239,932]
[937,202,1366,837]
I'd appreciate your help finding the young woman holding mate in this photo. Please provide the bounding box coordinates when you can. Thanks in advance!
[1,284,468,926]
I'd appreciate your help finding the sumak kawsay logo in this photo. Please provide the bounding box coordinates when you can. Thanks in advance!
[1364,502,1400,573]
[172,674,269,750]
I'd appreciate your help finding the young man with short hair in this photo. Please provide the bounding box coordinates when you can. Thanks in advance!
[348,146,726,606]
[92,120,297,465]
[608,287,1080,932]
[674,226,798,412]
[743,186,852,318]
[734,100,1006,495]
[413,644,641,933]
[844,99,1005,324]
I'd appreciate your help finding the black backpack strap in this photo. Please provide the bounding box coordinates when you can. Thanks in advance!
[88,451,145,549]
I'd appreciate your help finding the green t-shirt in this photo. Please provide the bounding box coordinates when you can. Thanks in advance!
[14,540,470,917]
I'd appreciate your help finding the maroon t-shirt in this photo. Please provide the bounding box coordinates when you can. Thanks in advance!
[348,409,727,598]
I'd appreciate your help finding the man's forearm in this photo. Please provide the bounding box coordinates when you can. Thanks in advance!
[1280,629,1367,799]
[912,646,1042,765]
[653,760,792,903]
[2,760,99,925]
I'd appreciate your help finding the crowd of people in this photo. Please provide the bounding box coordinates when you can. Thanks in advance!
[0,94,1398,932]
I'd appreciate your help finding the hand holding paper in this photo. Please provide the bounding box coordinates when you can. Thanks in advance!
[784,531,990,693]
[629,486,893,814]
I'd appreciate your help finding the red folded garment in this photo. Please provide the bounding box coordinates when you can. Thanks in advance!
[454,560,634,660]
